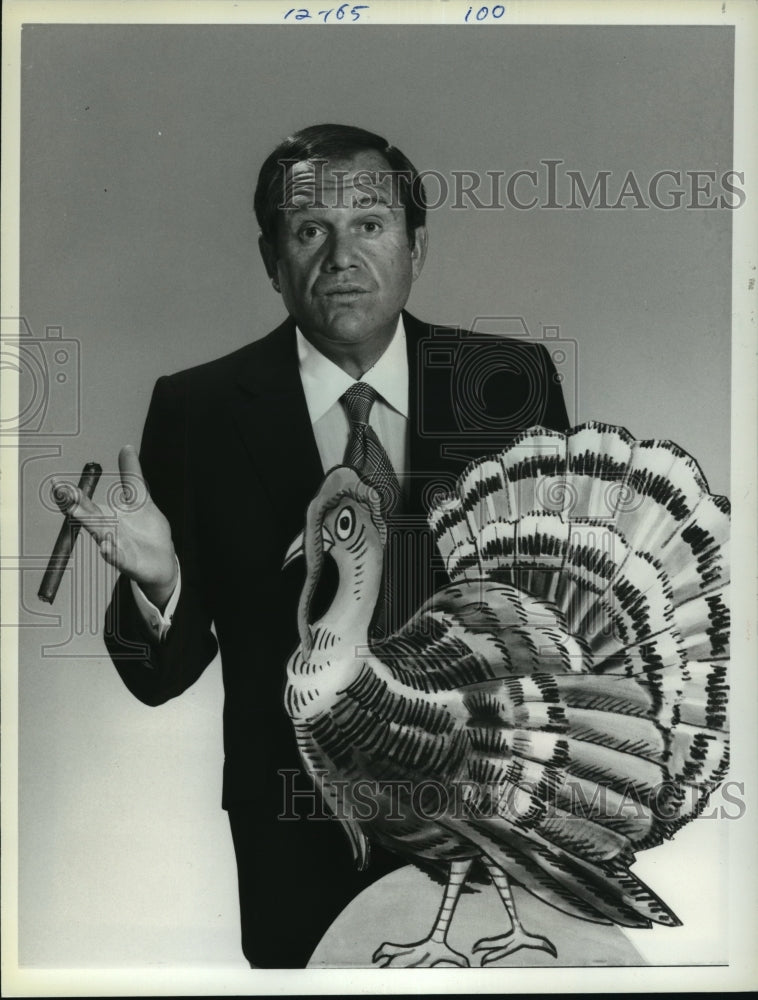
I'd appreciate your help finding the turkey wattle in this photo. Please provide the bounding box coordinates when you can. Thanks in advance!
[282,422,730,968]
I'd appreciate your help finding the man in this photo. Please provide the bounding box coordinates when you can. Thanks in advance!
[62,124,569,967]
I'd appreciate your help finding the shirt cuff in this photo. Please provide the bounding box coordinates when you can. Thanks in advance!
[130,557,181,641]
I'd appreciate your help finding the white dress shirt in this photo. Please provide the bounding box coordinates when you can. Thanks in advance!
[296,315,409,476]
[132,316,409,638]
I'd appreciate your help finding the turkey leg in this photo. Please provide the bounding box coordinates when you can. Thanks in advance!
[473,857,558,965]
[372,859,472,968]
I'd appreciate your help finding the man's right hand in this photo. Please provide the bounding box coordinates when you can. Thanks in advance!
[53,444,178,611]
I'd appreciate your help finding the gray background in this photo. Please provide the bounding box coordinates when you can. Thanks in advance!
[18,24,732,967]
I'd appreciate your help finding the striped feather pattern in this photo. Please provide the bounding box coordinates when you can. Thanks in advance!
[423,424,730,852]
[285,425,729,935]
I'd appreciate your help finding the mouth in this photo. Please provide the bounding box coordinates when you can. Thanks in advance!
[321,285,369,299]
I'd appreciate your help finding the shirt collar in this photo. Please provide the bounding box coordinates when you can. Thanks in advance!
[296,316,408,424]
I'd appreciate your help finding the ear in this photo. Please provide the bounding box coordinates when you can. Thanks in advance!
[258,236,280,291]
[409,225,428,282]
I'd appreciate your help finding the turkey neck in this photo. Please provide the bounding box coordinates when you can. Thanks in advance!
[286,532,384,720]
[317,531,384,649]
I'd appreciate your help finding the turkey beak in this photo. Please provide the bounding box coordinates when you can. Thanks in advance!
[283,531,304,569]
[282,525,335,568]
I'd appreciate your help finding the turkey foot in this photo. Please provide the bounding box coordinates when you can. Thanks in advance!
[473,927,558,966]
[372,858,473,967]
[372,938,470,968]
[475,857,559,965]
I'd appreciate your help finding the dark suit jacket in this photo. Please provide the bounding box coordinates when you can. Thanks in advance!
[104,311,570,813]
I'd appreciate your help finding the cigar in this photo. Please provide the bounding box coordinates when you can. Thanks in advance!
[38,462,102,604]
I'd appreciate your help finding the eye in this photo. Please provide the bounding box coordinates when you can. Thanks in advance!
[299,224,323,242]
[335,505,356,540]
[361,220,381,234]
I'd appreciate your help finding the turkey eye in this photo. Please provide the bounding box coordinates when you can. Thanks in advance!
[335,506,356,540]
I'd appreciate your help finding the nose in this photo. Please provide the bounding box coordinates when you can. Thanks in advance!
[324,228,358,271]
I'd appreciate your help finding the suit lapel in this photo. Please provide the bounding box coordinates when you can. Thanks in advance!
[230,318,324,531]
[229,310,465,530]
[404,310,460,516]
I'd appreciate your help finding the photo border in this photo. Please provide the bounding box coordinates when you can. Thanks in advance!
[2,1,756,995]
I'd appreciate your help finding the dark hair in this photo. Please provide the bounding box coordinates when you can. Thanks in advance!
[254,123,427,245]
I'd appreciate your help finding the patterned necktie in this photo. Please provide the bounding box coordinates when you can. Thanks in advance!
[341,382,401,516]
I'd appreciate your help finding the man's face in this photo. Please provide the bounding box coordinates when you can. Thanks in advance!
[262,151,427,352]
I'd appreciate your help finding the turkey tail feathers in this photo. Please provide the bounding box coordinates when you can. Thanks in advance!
[428,421,730,684]
[444,812,681,928]
[429,422,729,880]
[429,422,729,613]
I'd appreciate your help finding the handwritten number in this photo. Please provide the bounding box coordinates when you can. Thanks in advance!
[464,4,505,20]
[284,3,368,21]
[286,2,523,22]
